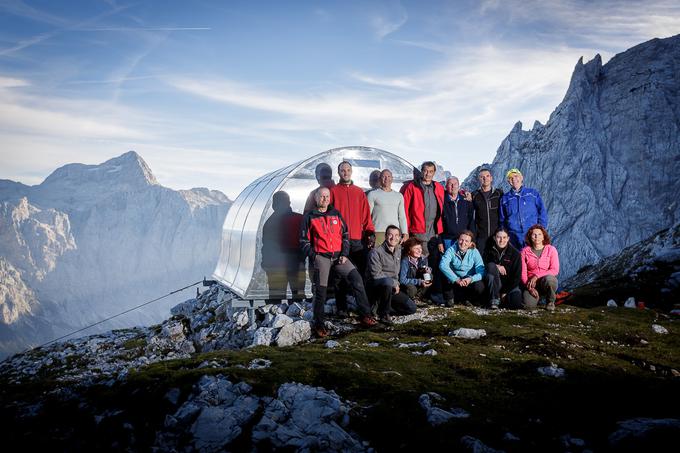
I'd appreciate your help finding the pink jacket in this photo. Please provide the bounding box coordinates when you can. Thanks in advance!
[520,244,559,285]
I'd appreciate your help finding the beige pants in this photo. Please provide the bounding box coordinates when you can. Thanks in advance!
[522,275,558,308]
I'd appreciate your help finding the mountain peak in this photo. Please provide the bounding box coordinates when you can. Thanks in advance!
[101,150,158,186]
[41,150,158,190]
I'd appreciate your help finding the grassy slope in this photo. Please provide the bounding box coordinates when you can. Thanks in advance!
[2,305,679,451]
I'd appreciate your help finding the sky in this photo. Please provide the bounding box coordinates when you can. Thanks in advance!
[0,0,679,199]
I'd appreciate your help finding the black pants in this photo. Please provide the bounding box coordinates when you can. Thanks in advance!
[485,262,522,309]
[313,255,371,328]
[368,278,417,317]
[403,283,429,301]
[442,278,485,305]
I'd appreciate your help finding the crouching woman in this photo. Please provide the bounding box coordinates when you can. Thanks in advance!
[399,237,433,302]
[521,224,559,311]
[439,230,486,307]
[483,227,522,309]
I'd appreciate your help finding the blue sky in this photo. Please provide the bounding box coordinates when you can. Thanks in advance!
[1,0,679,198]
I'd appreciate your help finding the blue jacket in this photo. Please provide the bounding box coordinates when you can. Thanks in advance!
[499,186,548,236]
[439,243,485,283]
[399,256,429,286]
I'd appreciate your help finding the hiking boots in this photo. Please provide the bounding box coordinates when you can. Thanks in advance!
[336,310,349,318]
[490,299,500,310]
[360,315,378,327]
[546,301,556,312]
[444,299,455,308]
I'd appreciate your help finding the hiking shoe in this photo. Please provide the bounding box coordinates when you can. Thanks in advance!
[461,300,473,307]
[360,316,378,327]
[546,301,556,312]
[336,310,349,318]
[379,314,393,325]
[444,299,455,308]
[490,299,500,310]
[314,326,329,338]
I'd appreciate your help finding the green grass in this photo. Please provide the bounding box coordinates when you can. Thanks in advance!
[2,305,679,451]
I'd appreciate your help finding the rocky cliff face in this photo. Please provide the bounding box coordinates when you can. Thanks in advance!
[463,34,680,279]
[0,152,231,357]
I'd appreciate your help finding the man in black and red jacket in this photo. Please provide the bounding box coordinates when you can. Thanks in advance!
[300,187,377,337]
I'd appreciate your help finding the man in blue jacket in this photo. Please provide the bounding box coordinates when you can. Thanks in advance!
[499,169,548,249]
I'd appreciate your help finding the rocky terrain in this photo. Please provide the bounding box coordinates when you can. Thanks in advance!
[1,282,679,451]
[564,222,680,309]
[0,151,231,357]
[463,34,680,280]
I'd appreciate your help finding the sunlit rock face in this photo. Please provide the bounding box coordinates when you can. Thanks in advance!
[463,34,680,279]
[0,151,231,357]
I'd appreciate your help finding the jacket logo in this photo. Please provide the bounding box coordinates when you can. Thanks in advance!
[332,220,338,225]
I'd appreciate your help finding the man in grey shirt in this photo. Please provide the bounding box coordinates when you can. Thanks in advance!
[367,169,409,245]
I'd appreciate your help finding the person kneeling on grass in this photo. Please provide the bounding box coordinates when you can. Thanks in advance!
[483,227,522,310]
[439,230,486,307]
[520,224,559,311]
[399,237,433,304]
[300,187,377,338]
[366,225,417,324]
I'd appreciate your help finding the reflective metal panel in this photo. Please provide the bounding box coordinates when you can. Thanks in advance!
[213,146,415,299]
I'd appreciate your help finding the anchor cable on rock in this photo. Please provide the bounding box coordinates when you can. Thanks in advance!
[29,279,208,353]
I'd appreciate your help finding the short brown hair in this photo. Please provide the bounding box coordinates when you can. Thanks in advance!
[525,224,551,246]
[458,230,476,249]
[402,237,423,255]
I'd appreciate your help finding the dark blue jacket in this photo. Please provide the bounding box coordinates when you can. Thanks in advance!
[440,192,474,243]
[499,186,548,247]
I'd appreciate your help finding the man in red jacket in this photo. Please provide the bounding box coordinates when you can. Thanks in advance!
[330,161,376,315]
[300,187,377,337]
[401,161,445,257]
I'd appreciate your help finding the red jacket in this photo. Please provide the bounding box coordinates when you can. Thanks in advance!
[400,180,445,234]
[330,182,374,241]
[300,207,350,258]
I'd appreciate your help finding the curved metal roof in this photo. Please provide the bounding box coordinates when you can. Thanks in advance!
[213,146,415,300]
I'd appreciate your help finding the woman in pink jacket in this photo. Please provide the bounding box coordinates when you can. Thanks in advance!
[520,224,559,311]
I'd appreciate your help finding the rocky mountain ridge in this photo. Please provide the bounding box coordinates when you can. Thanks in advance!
[463,34,680,279]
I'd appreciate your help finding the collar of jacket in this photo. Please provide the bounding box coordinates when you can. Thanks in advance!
[381,240,398,255]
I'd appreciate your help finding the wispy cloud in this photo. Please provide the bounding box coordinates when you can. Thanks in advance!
[369,0,408,39]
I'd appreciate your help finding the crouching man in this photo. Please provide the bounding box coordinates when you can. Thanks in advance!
[366,225,417,324]
[300,187,377,337]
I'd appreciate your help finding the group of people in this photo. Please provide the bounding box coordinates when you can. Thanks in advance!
[295,160,558,337]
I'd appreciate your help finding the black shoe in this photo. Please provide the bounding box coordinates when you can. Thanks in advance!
[379,314,393,325]
[336,310,349,318]
[444,299,455,308]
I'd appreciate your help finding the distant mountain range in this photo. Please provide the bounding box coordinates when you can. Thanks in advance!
[463,34,680,279]
[0,151,231,357]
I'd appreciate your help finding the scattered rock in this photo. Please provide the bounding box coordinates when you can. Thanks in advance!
[623,297,636,308]
[450,328,487,339]
[270,313,294,329]
[651,324,669,334]
[252,382,368,452]
[419,393,468,426]
[460,435,504,452]
[423,349,438,356]
[608,418,680,450]
[285,302,305,318]
[234,310,249,328]
[325,340,340,349]
[538,363,566,378]
[275,320,312,347]
[248,358,272,370]
[251,327,275,347]
[607,299,618,307]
